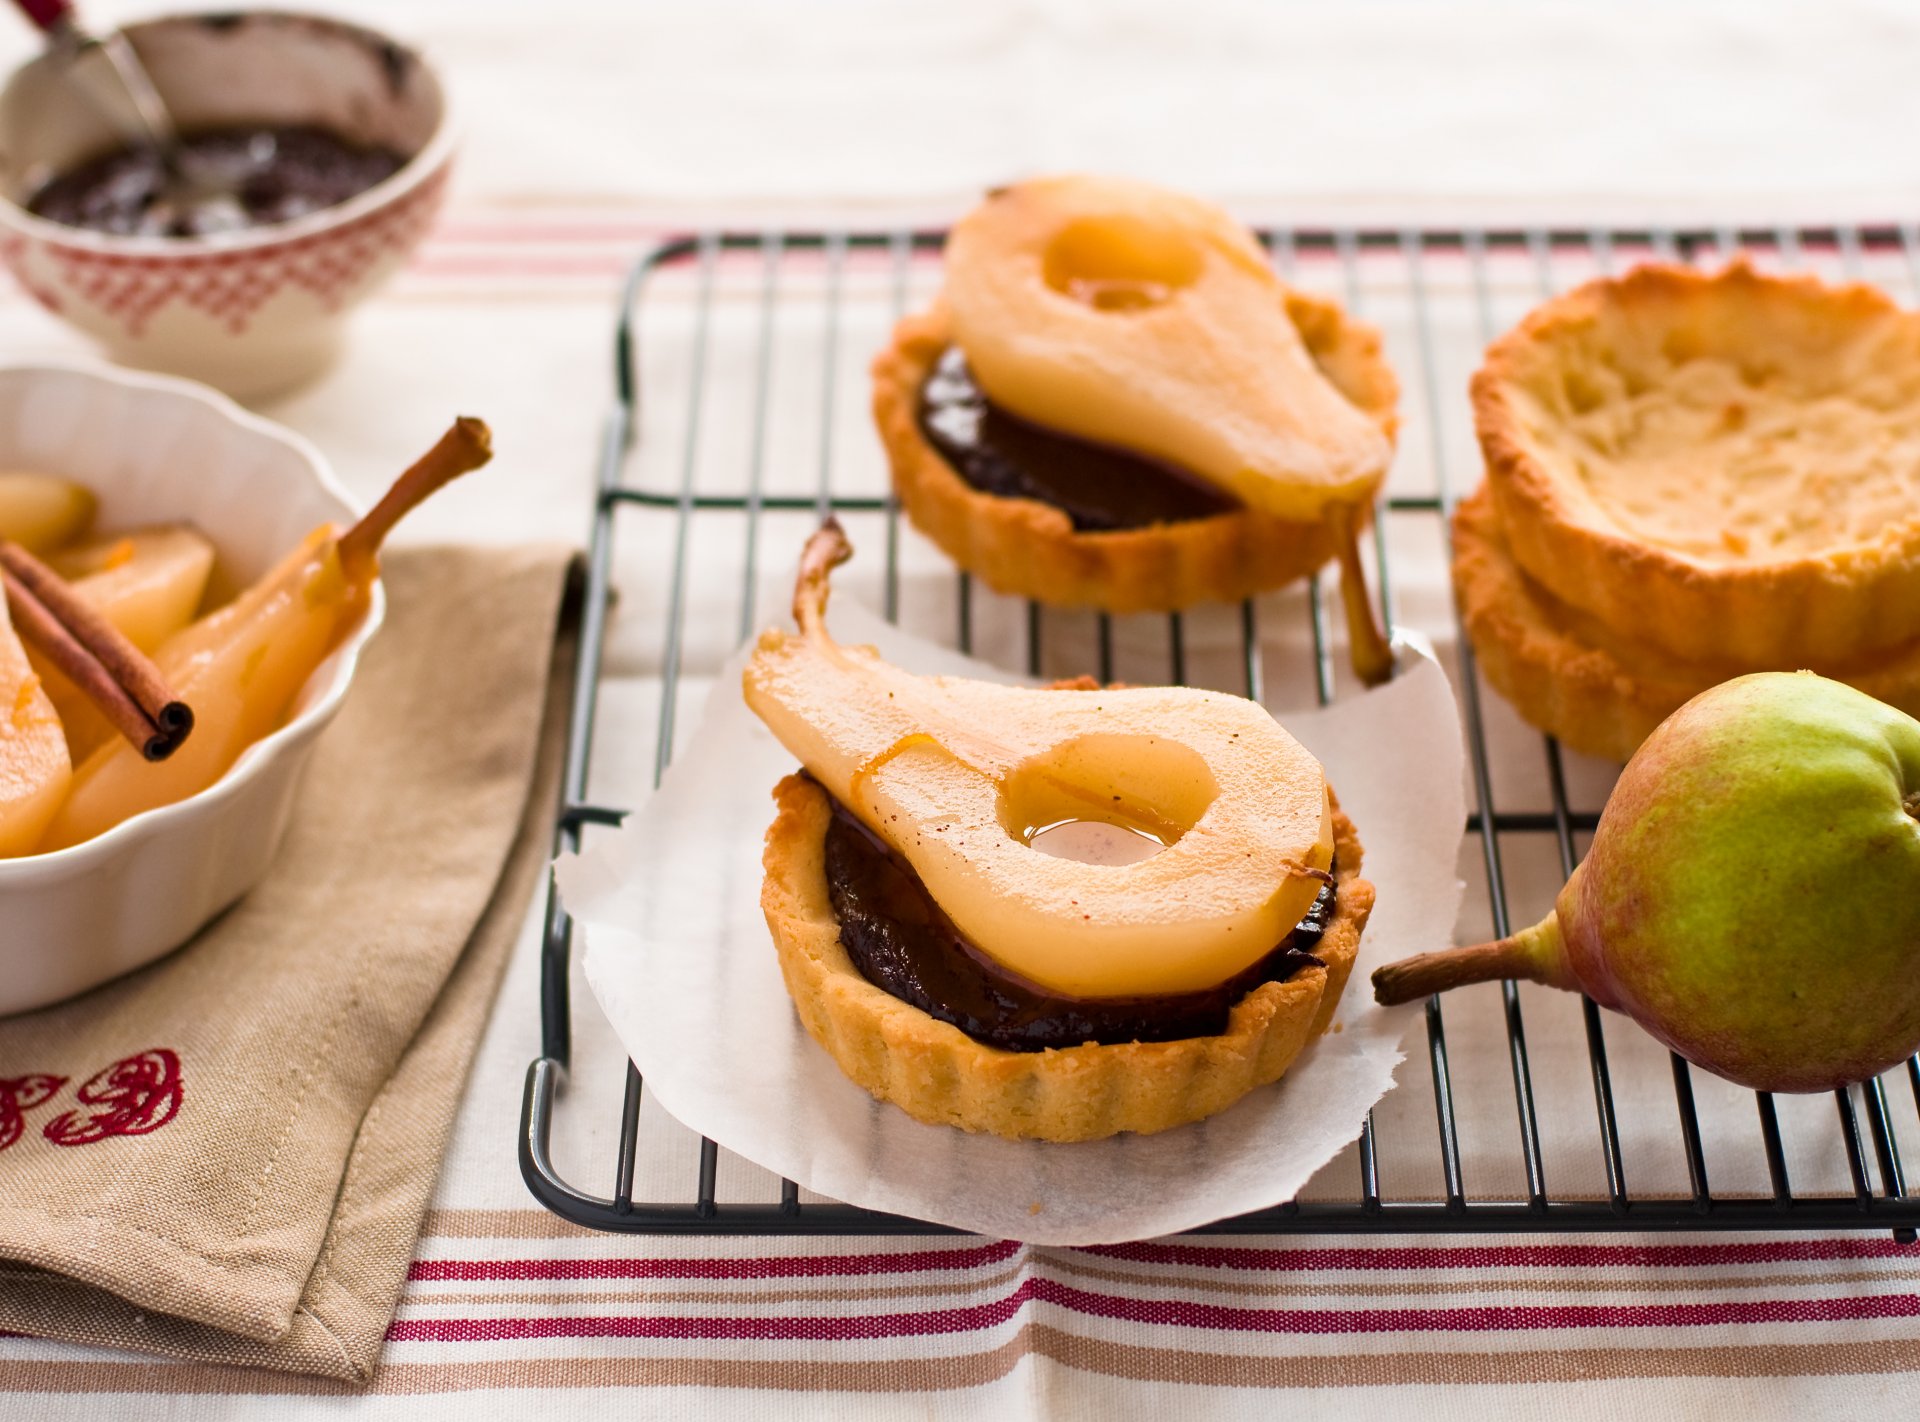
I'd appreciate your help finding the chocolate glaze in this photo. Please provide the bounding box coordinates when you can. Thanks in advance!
[823,790,1331,1052]
[917,346,1240,532]
[28,125,407,239]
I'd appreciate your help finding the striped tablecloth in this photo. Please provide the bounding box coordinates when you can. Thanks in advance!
[9,1217,1920,1414]
[6,0,1920,1406]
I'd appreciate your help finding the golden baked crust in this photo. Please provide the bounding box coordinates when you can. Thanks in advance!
[873,295,1398,614]
[1452,483,1920,762]
[759,772,1375,1142]
[1474,260,1920,668]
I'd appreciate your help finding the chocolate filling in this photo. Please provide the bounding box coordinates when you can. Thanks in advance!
[28,125,408,239]
[821,788,1332,1052]
[916,346,1240,532]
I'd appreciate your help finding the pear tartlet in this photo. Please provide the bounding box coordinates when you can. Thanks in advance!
[1453,485,1920,763]
[747,524,1374,1141]
[760,771,1371,1141]
[1474,261,1920,669]
[874,175,1400,625]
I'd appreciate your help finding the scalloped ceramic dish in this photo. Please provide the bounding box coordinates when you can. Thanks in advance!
[0,362,381,1015]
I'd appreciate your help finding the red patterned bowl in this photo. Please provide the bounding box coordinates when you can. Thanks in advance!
[0,11,454,399]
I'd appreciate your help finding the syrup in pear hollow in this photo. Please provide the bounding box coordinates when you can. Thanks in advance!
[1373,672,1920,1093]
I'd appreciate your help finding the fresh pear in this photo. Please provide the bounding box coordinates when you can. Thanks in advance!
[35,419,491,854]
[943,175,1392,522]
[0,471,96,554]
[0,585,71,856]
[744,521,1334,998]
[1374,672,1920,1093]
[32,526,217,760]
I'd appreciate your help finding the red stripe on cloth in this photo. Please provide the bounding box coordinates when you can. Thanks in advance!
[389,1293,1027,1343]
[387,1277,1920,1344]
[408,1239,1020,1284]
[405,256,632,278]
[432,222,670,243]
[1032,1279,1920,1334]
[1083,1239,1920,1272]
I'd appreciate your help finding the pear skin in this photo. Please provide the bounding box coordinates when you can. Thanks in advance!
[1374,672,1920,1093]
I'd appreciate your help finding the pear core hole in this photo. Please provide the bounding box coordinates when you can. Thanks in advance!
[1905,790,1920,822]
[1042,215,1205,313]
[999,733,1216,864]
[1027,818,1167,867]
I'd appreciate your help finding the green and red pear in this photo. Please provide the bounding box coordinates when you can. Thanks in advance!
[1374,671,1920,1093]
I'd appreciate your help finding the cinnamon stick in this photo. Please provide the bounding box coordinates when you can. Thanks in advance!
[0,541,193,761]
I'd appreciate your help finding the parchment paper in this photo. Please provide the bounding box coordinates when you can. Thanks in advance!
[560,600,1465,1244]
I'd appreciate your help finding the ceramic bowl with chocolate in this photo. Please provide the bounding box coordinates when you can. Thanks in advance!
[0,11,455,398]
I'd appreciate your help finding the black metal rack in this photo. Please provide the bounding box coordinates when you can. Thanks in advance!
[520,223,1920,1241]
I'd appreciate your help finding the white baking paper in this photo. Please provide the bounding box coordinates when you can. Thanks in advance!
[560,599,1465,1244]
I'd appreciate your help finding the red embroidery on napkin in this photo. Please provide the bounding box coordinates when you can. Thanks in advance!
[43,1050,182,1146]
[0,1076,66,1151]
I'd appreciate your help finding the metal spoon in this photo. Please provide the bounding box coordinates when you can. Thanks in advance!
[10,0,255,234]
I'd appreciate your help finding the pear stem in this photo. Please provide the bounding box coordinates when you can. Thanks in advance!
[1329,504,1393,689]
[1371,914,1572,1005]
[792,517,852,634]
[337,418,494,580]
[1905,790,1919,822]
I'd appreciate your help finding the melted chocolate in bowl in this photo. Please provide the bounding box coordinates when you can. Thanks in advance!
[821,788,1332,1052]
[27,125,407,239]
[916,346,1240,532]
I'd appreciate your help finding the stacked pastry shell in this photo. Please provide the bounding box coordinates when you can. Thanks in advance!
[1457,260,1920,761]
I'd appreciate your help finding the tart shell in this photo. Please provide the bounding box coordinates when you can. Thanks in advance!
[1453,482,1920,763]
[873,295,1399,614]
[1474,261,1920,668]
[758,772,1375,1142]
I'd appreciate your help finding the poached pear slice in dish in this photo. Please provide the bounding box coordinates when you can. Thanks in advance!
[743,521,1334,1000]
[943,174,1393,524]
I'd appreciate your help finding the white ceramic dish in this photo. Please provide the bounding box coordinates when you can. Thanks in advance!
[0,361,381,1015]
[0,10,455,399]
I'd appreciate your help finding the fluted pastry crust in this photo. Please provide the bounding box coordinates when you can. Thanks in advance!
[873,295,1398,613]
[1452,483,1920,763]
[1474,260,1920,667]
[759,772,1374,1142]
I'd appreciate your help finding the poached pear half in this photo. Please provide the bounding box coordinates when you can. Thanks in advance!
[1374,671,1920,1092]
[744,522,1336,999]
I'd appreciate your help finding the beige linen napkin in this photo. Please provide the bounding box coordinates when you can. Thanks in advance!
[0,544,577,1382]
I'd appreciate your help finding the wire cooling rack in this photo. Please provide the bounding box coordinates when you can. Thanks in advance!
[520,223,1920,1240]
